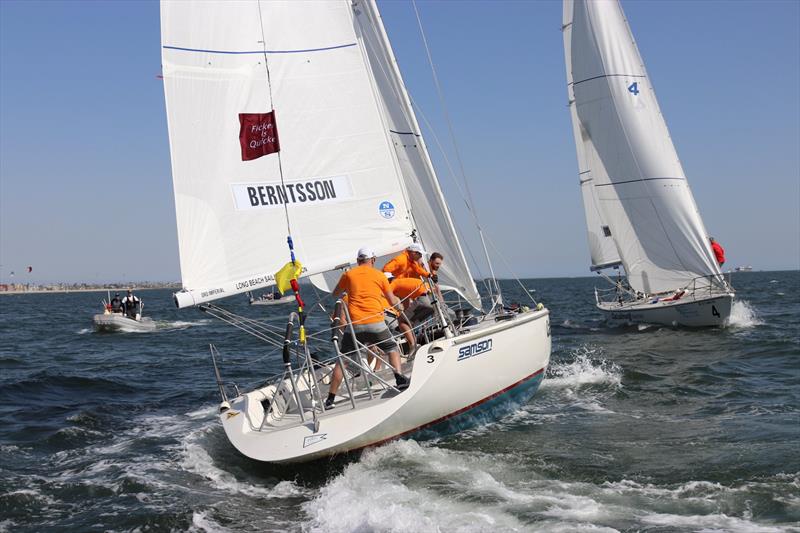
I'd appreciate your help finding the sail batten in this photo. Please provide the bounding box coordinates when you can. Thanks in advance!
[563,0,723,293]
[162,43,358,55]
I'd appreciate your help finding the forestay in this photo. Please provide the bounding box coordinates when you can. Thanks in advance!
[162,0,415,307]
[564,0,723,294]
[352,0,480,308]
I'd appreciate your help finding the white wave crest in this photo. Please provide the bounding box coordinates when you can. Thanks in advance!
[180,424,308,500]
[544,348,622,390]
[725,300,764,328]
[188,511,234,533]
[303,441,527,533]
[304,442,797,532]
[641,511,786,532]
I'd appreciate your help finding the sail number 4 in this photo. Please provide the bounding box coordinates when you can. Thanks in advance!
[628,82,640,95]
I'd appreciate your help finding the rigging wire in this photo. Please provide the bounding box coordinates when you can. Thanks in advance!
[351,6,488,299]
[257,0,309,351]
[484,237,539,307]
[410,0,503,305]
[409,99,497,299]
[256,0,292,239]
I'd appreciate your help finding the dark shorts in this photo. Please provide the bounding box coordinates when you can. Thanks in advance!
[405,294,434,323]
[340,320,399,354]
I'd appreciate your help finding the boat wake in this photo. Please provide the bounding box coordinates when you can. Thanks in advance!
[302,440,796,533]
[6,405,311,531]
[156,319,213,331]
[535,347,623,415]
[544,347,622,392]
[557,319,600,332]
[725,300,763,328]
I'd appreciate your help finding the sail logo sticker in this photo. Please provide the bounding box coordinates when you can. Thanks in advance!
[457,338,493,361]
[239,111,280,161]
[379,201,395,219]
[303,433,327,448]
[231,175,353,211]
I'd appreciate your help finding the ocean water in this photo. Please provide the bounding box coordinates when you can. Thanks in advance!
[0,271,798,532]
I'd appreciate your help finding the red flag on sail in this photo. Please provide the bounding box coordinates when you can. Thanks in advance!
[239,111,280,161]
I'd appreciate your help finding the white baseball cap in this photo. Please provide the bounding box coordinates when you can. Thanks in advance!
[357,247,376,259]
[384,272,394,280]
[407,243,426,255]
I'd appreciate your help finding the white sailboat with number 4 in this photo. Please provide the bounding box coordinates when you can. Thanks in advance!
[161,0,550,463]
[562,0,734,327]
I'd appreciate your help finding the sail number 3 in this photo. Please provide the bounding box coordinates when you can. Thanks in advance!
[628,82,640,95]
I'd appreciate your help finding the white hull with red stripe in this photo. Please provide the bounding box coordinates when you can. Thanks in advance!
[219,308,550,464]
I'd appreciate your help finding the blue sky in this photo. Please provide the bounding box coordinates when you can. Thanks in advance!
[1,0,798,284]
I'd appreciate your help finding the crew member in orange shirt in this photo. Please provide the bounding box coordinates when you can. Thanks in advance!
[387,274,428,354]
[382,243,431,280]
[327,247,409,409]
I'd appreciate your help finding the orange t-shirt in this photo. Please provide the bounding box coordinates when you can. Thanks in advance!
[390,277,428,303]
[335,264,392,325]
[382,251,431,280]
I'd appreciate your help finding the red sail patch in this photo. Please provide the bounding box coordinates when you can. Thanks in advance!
[239,111,280,161]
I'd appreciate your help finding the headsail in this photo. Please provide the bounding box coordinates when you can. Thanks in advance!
[563,0,622,272]
[563,0,723,294]
[161,0,415,307]
[352,0,480,308]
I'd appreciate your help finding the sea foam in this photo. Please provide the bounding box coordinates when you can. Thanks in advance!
[725,300,764,328]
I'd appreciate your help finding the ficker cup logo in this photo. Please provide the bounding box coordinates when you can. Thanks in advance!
[239,111,281,161]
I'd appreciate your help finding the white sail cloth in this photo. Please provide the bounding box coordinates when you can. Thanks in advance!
[353,0,480,308]
[161,1,415,307]
[563,0,723,294]
[563,0,621,272]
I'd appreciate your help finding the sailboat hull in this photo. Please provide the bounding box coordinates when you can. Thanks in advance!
[219,309,551,464]
[598,293,734,327]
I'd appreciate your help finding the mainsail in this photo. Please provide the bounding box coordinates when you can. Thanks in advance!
[162,0,480,309]
[162,0,417,307]
[563,0,723,294]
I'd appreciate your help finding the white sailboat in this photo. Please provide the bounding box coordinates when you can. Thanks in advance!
[161,0,550,463]
[562,0,734,327]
